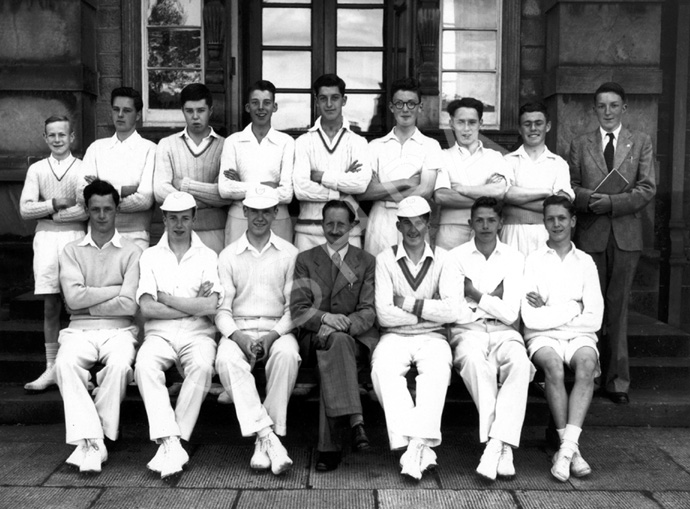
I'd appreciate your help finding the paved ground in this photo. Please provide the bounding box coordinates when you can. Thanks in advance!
[0,420,688,509]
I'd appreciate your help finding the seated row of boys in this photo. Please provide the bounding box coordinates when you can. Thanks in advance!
[20,75,568,397]
[54,176,603,486]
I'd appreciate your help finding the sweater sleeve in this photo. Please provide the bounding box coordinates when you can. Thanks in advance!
[20,165,55,219]
[320,136,372,194]
[375,252,418,328]
[59,244,121,309]
[293,136,339,202]
[119,142,156,213]
[88,247,141,316]
[215,252,239,338]
[272,252,296,336]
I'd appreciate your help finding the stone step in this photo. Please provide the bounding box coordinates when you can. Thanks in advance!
[0,384,687,428]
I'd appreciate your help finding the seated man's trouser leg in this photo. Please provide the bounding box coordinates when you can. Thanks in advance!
[316,331,365,452]
[135,334,216,441]
[216,320,300,437]
[55,327,137,445]
[451,325,534,447]
[371,332,452,450]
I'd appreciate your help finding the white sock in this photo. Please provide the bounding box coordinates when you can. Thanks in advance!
[257,427,272,439]
[45,343,59,367]
[557,428,566,442]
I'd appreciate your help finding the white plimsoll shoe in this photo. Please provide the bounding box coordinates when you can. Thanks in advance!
[476,439,503,481]
[147,443,166,473]
[66,443,87,468]
[79,439,107,474]
[497,443,515,478]
[569,449,592,478]
[250,437,271,470]
[420,445,437,473]
[399,442,424,481]
[260,432,292,475]
[551,447,573,482]
[217,391,233,404]
[24,365,57,392]
[159,436,189,479]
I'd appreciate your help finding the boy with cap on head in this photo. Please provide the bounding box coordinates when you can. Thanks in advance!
[290,199,378,472]
[215,185,300,475]
[371,196,459,481]
[20,115,87,392]
[134,191,223,478]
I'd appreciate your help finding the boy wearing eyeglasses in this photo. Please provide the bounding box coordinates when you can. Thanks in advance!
[433,98,511,250]
[357,77,443,257]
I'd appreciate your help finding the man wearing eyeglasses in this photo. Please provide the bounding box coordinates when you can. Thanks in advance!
[357,77,443,257]
[433,98,511,250]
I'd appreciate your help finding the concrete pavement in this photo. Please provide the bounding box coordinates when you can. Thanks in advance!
[0,421,688,509]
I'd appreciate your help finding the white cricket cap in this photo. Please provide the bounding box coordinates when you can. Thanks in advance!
[243,184,280,209]
[397,196,431,218]
[160,191,196,212]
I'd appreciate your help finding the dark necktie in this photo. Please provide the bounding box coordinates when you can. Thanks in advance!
[604,133,615,172]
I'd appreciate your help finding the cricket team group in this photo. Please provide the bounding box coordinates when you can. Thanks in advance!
[19,73,656,483]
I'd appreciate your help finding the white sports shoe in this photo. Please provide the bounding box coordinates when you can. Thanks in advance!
[476,439,503,481]
[497,443,515,478]
[420,445,437,473]
[250,437,271,470]
[159,436,189,479]
[551,447,573,482]
[400,442,424,481]
[570,449,592,477]
[79,439,107,474]
[217,391,233,404]
[24,365,57,392]
[260,432,292,475]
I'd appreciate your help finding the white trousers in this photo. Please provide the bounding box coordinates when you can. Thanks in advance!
[55,326,137,445]
[435,224,472,250]
[450,327,534,447]
[371,332,452,450]
[134,333,216,442]
[215,329,300,437]
[196,229,225,255]
[500,224,547,257]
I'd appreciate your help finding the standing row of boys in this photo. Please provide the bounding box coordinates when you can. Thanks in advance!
[19,75,655,482]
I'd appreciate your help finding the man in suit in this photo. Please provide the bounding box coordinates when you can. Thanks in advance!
[290,200,378,471]
[569,82,656,404]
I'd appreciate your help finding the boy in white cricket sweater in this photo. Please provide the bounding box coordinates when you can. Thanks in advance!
[20,115,87,392]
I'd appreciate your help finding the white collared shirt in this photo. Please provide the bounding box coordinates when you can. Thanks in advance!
[219,123,295,205]
[235,231,286,257]
[326,243,349,261]
[368,127,443,185]
[521,242,603,341]
[504,145,574,199]
[180,127,221,156]
[79,229,124,250]
[599,124,622,151]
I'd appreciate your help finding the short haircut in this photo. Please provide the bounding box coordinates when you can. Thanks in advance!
[390,77,421,103]
[519,102,550,123]
[84,179,120,208]
[471,196,503,218]
[44,115,72,133]
[180,83,213,108]
[312,74,346,96]
[447,97,484,120]
[246,80,276,103]
[111,86,143,112]
[322,200,356,224]
[594,82,626,104]
[543,194,576,217]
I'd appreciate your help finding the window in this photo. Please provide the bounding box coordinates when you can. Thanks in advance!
[142,0,205,125]
[440,0,502,129]
[249,0,386,133]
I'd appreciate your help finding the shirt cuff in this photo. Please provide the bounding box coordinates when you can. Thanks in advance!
[402,296,416,313]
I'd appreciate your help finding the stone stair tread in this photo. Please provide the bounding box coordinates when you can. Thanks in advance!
[629,356,690,367]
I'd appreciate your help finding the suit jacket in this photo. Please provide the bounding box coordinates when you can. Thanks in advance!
[290,244,378,360]
[569,127,656,252]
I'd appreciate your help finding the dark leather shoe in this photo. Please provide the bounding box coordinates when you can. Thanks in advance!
[608,391,629,405]
[315,451,341,472]
[351,423,371,452]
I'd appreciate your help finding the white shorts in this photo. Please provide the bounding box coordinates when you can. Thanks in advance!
[33,229,85,294]
[527,335,600,373]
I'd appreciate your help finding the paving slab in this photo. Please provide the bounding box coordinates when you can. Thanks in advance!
[44,441,194,488]
[378,489,517,508]
[177,444,310,489]
[653,491,690,509]
[516,490,661,508]
[235,489,375,509]
[0,487,101,509]
[91,487,238,509]
[308,447,440,490]
[0,442,67,485]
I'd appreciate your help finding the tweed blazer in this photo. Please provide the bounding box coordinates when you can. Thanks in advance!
[290,244,378,360]
[569,127,656,252]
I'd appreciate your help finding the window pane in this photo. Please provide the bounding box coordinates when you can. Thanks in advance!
[337,52,382,90]
[263,51,312,88]
[338,0,383,4]
[442,31,496,70]
[441,72,497,126]
[272,94,312,130]
[148,69,202,109]
[147,0,202,26]
[266,0,310,3]
[344,93,384,133]
[148,29,201,68]
[442,0,498,29]
[337,9,383,47]
[263,8,311,46]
